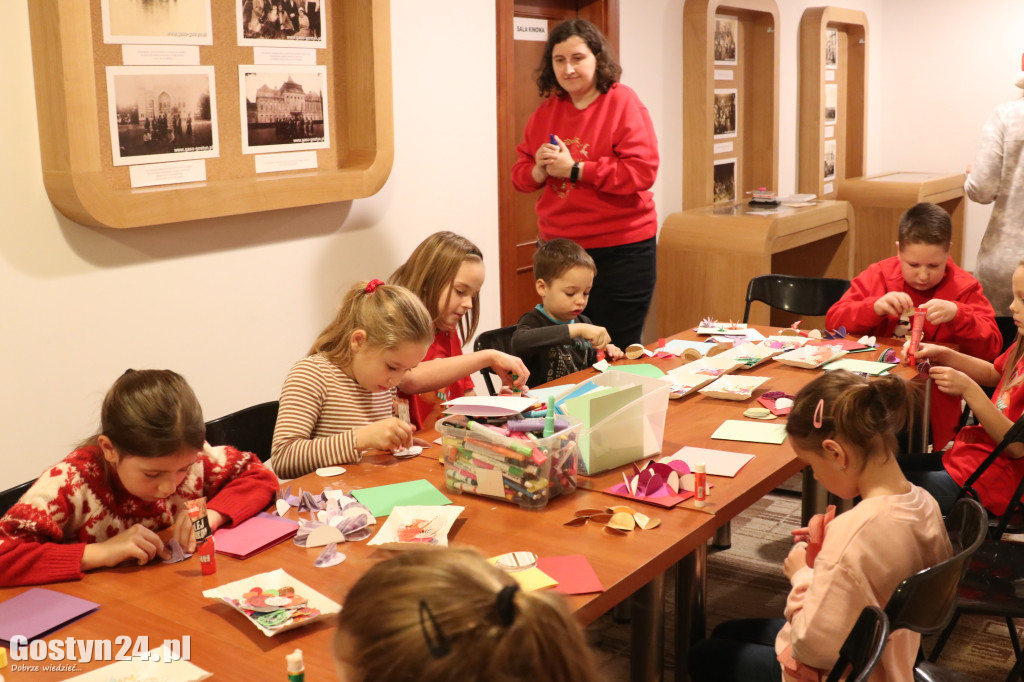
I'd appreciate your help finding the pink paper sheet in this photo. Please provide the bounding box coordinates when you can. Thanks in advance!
[213,513,298,559]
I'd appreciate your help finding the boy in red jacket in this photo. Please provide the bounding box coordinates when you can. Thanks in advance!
[826,202,1001,449]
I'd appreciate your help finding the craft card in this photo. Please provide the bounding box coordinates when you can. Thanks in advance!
[763,335,809,351]
[662,368,716,399]
[715,342,781,369]
[0,588,100,642]
[697,320,748,335]
[351,479,453,517]
[699,375,771,401]
[443,395,537,417]
[806,338,869,352]
[563,384,644,474]
[536,556,605,595]
[774,345,847,369]
[677,355,743,379]
[823,358,897,376]
[203,568,340,637]
[665,446,755,477]
[711,420,788,445]
[213,512,298,559]
[69,648,212,680]
[367,505,464,550]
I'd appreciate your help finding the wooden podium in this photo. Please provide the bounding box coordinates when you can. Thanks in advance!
[837,172,966,273]
[656,200,854,334]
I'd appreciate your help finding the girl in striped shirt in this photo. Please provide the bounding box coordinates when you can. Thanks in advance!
[271,280,434,478]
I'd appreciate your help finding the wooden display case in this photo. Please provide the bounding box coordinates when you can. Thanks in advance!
[682,0,779,208]
[656,201,854,334]
[797,7,867,199]
[27,0,393,228]
[837,172,966,273]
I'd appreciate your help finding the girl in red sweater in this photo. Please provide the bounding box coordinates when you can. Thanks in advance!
[0,369,278,586]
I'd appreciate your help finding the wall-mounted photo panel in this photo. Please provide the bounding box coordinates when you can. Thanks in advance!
[825,83,838,124]
[106,65,218,166]
[238,0,326,48]
[714,15,738,66]
[825,28,838,68]
[713,89,738,140]
[823,139,836,181]
[102,0,213,45]
[239,64,330,154]
[713,158,737,204]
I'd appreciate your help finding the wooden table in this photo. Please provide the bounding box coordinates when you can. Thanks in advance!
[1,326,905,682]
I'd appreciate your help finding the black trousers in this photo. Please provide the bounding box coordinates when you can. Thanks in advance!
[584,237,657,348]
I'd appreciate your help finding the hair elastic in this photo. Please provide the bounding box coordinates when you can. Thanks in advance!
[495,584,519,626]
[813,398,825,429]
[365,278,385,293]
[418,599,451,659]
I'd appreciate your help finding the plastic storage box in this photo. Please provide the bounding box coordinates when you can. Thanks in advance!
[440,415,580,510]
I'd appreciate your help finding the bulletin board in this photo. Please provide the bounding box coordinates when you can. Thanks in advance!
[682,0,779,209]
[796,7,868,199]
[27,0,393,229]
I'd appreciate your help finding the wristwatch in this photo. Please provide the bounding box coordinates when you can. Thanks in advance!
[570,161,581,185]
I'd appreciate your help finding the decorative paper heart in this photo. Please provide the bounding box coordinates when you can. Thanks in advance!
[857,335,876,346]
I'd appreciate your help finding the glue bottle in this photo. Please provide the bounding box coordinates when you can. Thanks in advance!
[907,307,925,367]
[694,463,707,508]
[286,648,304,682]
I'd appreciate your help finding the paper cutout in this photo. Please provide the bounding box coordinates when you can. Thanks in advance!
[608,511,636,531]
[774,344,847,369]
[67,648,212,681]
[678,355,743,378]
[660,339,716,357]
[203,569,340,637]
[293,495,377,549]
[665,446,755,477]
[662,367,716,399]
[367,505,464,550]
[565,505,663,533]
[711,420,788,445]
[857,335,877,346]
[592,358,611,371]
[624,343,652,359]
[316,466,347,476]
[715,342,782,369]
[823,358,897,376]
[443,395,536,417]
[304,524,346,548]
[633,512,661,530]
[314,543,347,568]
[0,588,100,642]
[213,513,298,559]
[275,498,291,517]
[806,337,868,352]
[536,555,604,595]
[392,445,423,459]
[351,479,453,517]
[743,407,776,420]
[162,538,193,563]
[763,335,809,351]
[607,363,666,379]
[699,374,771,401]
[697,319,748,335]
[757,390,794,416]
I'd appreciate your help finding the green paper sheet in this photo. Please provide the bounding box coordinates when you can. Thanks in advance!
[608,364,667,378]
[711,419,788,445]
[351,479,452,517]
[823,358,897,375]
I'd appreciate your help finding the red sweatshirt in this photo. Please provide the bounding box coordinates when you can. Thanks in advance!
[397,330,473,431]
[0,444,278,586]
[511,83,659,249]
[826,256,1001,448]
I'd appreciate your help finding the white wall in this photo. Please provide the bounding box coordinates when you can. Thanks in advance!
[0,0,1016,489]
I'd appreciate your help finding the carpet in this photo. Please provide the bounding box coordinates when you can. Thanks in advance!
[588,490,1019,681]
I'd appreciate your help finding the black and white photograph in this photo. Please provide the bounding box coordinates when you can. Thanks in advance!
[714,15,738,65]
[713,158,736,204]
[824,139,837,181]
[825,83,838,124]
[825,28,838,68]
[714,89,737,139]
[238,0,326,49]
[106,65,218,166]
[240,65,330,154]
[101,0,213,45]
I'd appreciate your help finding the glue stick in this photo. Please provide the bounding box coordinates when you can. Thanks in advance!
[286,648,304,682]
[907,307,925,367]
[694,463,707,508]
[185,497,216,575]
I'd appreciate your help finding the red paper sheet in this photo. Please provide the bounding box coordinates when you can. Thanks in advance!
[536,555,605,595]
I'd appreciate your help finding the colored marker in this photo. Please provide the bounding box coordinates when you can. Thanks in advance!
[549,133,557,146]
[543,394,555,438]
[511,373,521,393]
[694,463,707,508]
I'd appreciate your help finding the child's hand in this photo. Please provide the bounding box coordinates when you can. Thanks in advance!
[570,323,612,350]
[485,351,530,390]
[605,343,625,361]
[167,509,197,555]
[82,524,165,570]
[929,366,974,397]
[784,542,808,579]
[356,417,414,452]
[901,341,947,364]
[920,298,958,325]
[873,291,914,318]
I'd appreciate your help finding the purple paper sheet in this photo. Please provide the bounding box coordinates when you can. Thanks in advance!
[0,588,99,642]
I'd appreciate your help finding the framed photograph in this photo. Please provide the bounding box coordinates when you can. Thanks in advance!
[713,158,737,204]
[824,139,837,181]
[714,15,738,66]
[101,0,213,45]
[239,65,330,154]
[825,28,838,68]
[238,0,326,49]
[825,83,838,124]
[713,89,737,139]
[105,65,218,166]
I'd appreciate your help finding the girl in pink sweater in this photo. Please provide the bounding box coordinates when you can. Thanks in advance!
[689,371,952,682]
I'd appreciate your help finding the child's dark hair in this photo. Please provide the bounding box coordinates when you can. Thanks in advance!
[897,202,952,247]
[535,19,622,98]
[90,369,205,458]
[335,548,608,682]
[786,370,917,465]
[533,238,596,283]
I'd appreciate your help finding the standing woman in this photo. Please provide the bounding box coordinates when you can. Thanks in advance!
[966,56,1024,349]
[511,19,659,348]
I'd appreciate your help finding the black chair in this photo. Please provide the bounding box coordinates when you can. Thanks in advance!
[742,274,852,323]
[826,606,891,682]
[472,324,517,396]
[883,497,987,682]
[953,411,1024,538]
[204,401,280,462]
[0,480,34,516]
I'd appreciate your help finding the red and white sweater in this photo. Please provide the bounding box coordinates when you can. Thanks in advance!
[0,443,278,586]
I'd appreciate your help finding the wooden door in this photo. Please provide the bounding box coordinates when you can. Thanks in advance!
[495,0,619,326]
